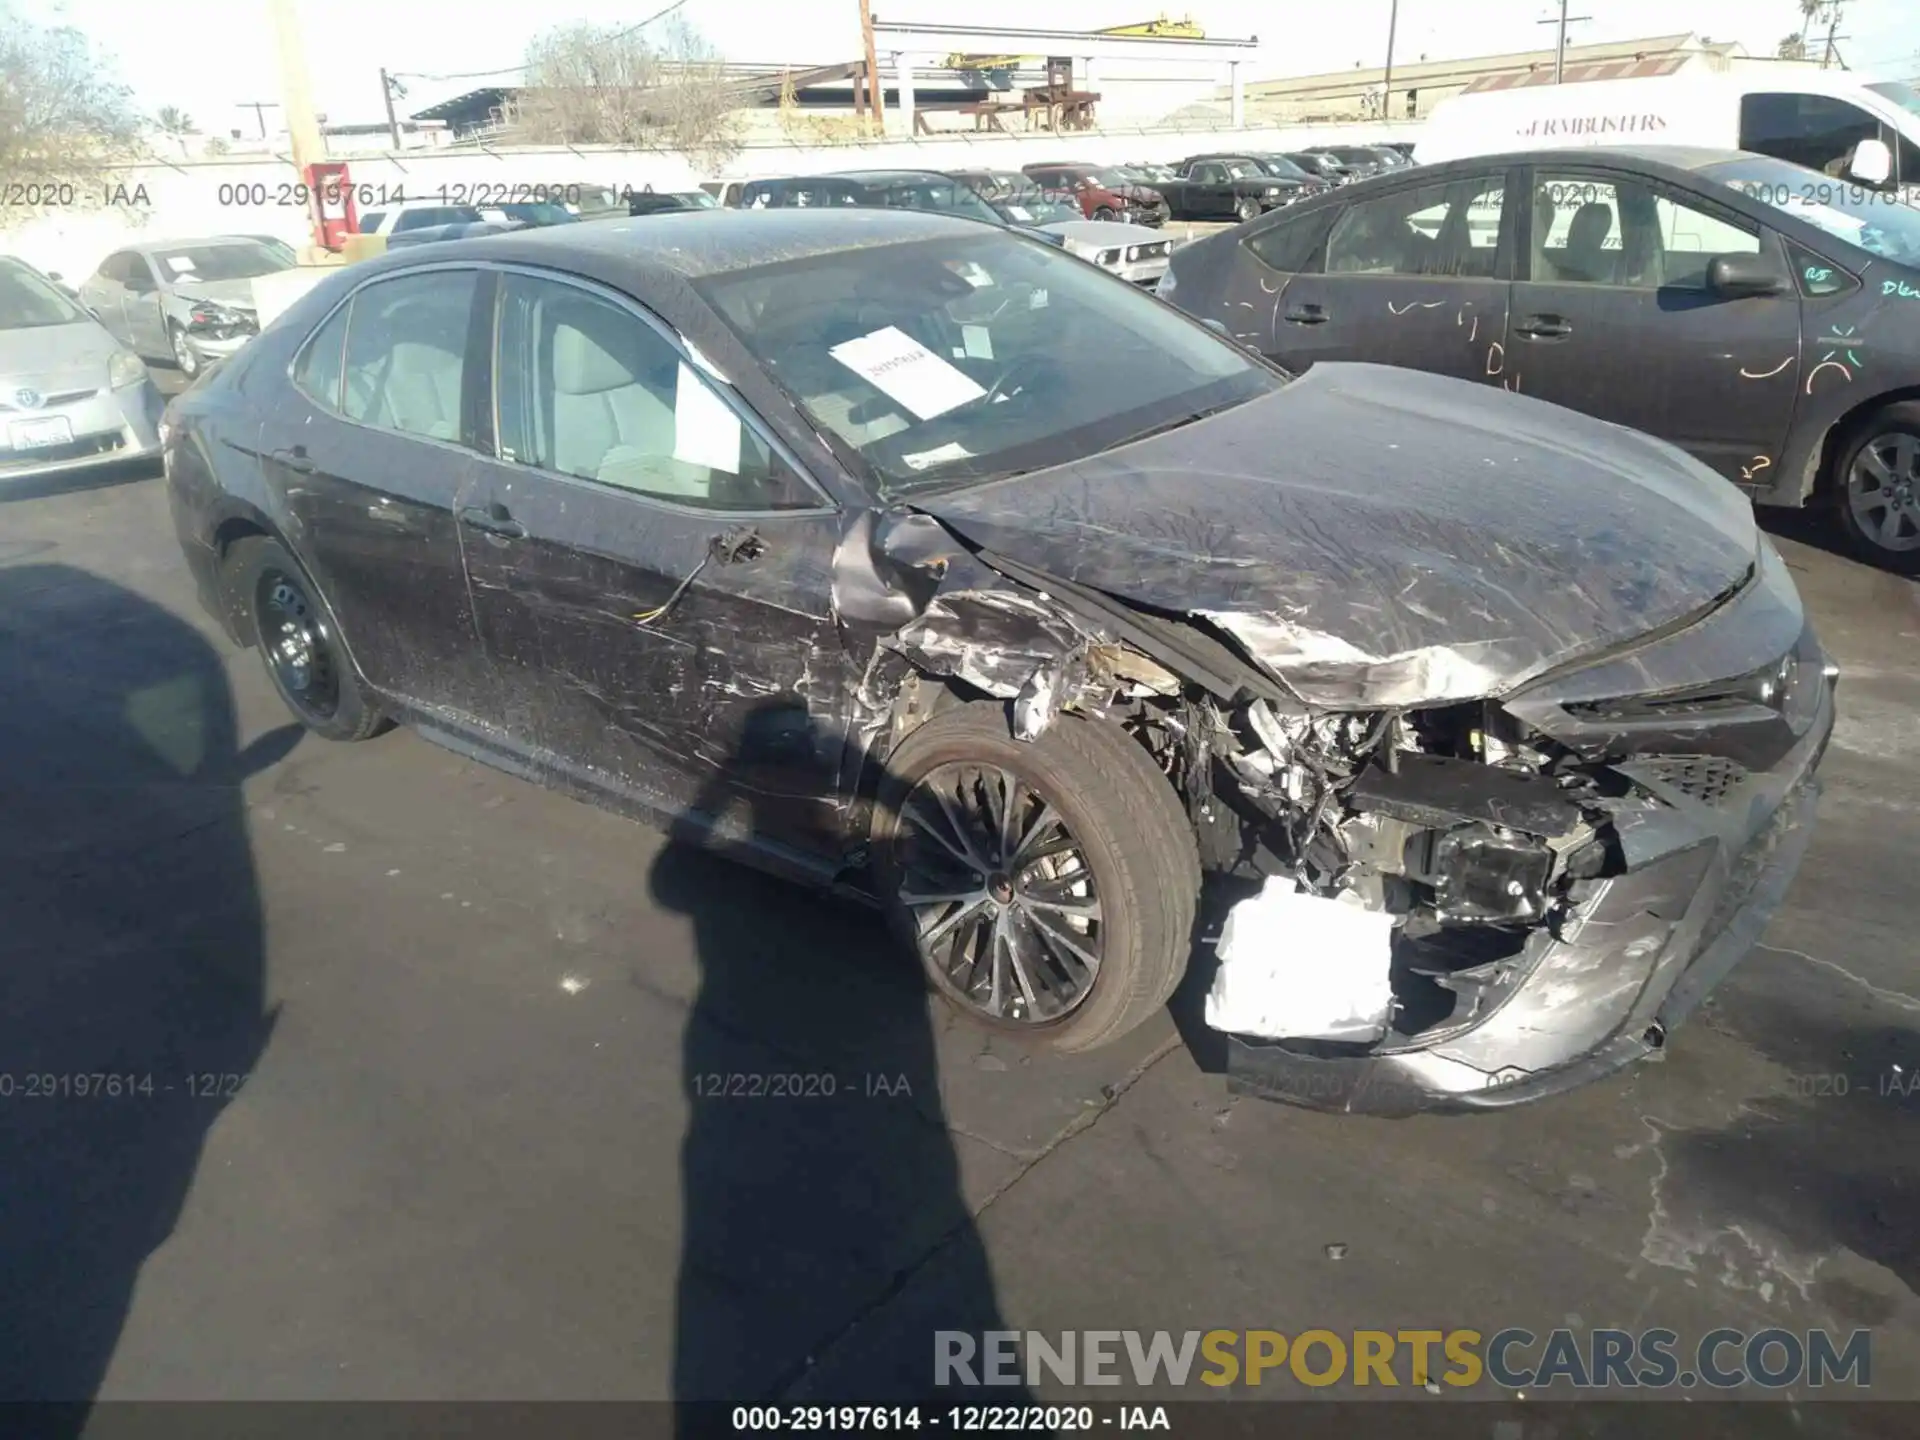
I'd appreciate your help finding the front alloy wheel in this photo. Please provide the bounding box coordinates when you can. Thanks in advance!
[1235,196,1260,222]
[170,324,201,378]
[896,764,1102,1025]
[1846,430,1920,557]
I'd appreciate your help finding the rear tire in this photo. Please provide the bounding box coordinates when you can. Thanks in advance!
[873,703,1199,1054]
[224,536,388,741]
[1092,205,1118,222]
[1832,401,1920,574]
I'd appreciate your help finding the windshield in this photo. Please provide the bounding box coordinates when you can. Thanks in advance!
[1253,155,1312,181]
[1701,157,1920,267]
[0,260,92,330]
[696,233,1276,494]
[674,191,719,208]
[153,242,290,284]
[1867,80,1920,120]
[500,202,577,225]
[1222,161,1266,181]
[990,187,1080,224]
[1086,169,1137,190]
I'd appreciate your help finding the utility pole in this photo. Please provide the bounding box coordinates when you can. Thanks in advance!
[1382,0,1398,124]
[266,0,324,173]
[1820,2,1847,69]
[380,67,402,151]
[1538,3,1592,84]
[239,99,280,138]
[859,0,884,134]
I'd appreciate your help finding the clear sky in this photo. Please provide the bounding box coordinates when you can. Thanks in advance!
[21,0,1920,134]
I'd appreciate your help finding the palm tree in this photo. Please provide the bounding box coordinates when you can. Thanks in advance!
[155,104,198,155]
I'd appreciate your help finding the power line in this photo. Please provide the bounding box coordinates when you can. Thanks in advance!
[390,0,691,85]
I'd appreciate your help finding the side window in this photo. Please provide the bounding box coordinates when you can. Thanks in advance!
[1244,206,1337,275]
[122,255,157,293]
[96,253,129,283]
[292,302,351,411]
[359,211,385,234]
[341,270,478,442]
[1787,240,1856,298]
[1739,92,1880,176]
[1326,176,1504,277]
[1192,163,1223,184]
[494,274,816,511]
[1651,192,1761,288]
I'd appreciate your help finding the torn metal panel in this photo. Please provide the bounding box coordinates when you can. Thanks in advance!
[880,588,1095,703]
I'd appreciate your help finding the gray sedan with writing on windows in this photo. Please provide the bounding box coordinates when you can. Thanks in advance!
[1,256,163,487]
[1160,144,1920,571]
[76,236,292,380]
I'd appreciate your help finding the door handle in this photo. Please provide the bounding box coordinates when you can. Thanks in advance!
[459,503,526,539]
[1514,315,1572,340]
[1283,303,1329,325]
[272,446,315,475]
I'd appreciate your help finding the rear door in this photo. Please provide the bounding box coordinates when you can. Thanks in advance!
[456,268,851,851]
[1506,165,1801,483]
[1236,168,1514,383]
[1182,163,1233,218]
[257,266,495,717]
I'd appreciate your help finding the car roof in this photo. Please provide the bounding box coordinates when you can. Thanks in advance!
[403,205,987,282]
[126,235,277,255]
[805,169,951,184]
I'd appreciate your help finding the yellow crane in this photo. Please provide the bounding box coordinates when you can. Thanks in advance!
[943,14,1205,72]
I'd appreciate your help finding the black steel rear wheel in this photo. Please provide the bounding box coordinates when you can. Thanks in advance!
[875,703,1199,1053]
[225,536,388,741]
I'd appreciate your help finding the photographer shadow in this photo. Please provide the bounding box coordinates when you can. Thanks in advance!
[651,703,1030,1421]
[0,562,285,1417]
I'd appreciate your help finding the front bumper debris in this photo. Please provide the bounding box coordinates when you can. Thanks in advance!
[1224,675,1834,1115]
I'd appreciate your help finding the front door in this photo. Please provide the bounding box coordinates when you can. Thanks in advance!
[257,266,494,718]
[121,254,169,359]
[1183,163,1235,219]
[1506,167,1802,484]
[1259,169,1514,384]
[457,269,851,853]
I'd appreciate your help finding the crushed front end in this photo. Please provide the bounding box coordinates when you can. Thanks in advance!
[1189,545,1836,1114]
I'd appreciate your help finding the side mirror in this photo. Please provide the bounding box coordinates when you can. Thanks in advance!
[1707,252,1787,298]
[1849,137,1893,188]
[46,270,62,282]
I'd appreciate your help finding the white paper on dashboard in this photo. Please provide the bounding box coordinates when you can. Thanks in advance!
[961,325,994,360]
[901,441,972,471]
[829,326,985,421]
[672,362,743,473]
[1006,205,1032,221]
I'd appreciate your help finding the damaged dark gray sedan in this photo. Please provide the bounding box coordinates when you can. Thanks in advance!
[164,209,1835,1112]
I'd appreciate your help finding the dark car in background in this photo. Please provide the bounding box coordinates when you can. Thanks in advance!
[1163,154,1315,220]
[1021,163,1169,226]
[627,189,720,216]
[163,208,1832,1111]
[1316,145,1398,180]
[1159,144,1920,569]
[1283,150,1358,186]
[737,171,1005,226]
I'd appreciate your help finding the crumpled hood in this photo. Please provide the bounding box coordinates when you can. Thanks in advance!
[172,277,259,310]
[914,362,1760,708]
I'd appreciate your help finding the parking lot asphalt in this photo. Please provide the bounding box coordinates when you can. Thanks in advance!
[2,456,1917,1424]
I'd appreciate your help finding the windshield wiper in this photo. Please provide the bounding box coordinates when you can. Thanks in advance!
[1109,399,1243,451]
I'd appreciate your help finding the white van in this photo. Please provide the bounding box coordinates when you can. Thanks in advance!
[1416,70,1920,195]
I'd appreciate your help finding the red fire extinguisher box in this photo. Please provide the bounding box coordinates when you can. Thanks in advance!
[304,162,358,251]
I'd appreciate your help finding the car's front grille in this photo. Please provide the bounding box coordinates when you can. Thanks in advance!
[1632,755,1749,808]
[0,388,98,412]
[0,432,125,470]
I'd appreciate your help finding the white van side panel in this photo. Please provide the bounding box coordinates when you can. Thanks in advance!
[1416,75,1746,164]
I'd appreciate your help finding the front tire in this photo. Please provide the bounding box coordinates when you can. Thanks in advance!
[874,704,1199,1053]
[168,322,201,378]
[225,537,387,741]
[1833,402,1920,574]
[1092,205,1118,222]
[1234,196,1261,222]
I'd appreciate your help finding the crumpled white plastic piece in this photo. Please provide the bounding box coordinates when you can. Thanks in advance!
[1204,877,1396,1043]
